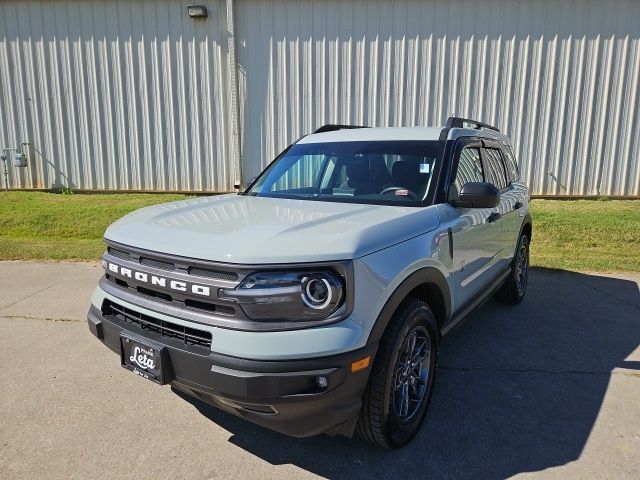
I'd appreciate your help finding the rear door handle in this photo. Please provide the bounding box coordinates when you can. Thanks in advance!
[514,201,523,210]
[487,212,501,223]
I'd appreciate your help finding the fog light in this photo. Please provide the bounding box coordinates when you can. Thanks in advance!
[316,376,328,388]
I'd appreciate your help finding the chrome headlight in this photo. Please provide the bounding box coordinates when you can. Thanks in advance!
[220,270,344,321]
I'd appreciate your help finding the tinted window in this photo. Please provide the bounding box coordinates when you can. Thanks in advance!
[272,154,324,191]
[502,147,519,183]
[247,141,446,206]
[454,147,483,193]
[482,148,508,190]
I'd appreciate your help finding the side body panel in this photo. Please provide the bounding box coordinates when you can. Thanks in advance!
[436,203,501,310]
[499,181,530,259]
[353,216,453,338]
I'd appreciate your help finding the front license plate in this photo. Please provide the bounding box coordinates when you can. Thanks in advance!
[121,335,166,384]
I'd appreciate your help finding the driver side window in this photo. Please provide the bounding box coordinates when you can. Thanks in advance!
[453,147,483,194]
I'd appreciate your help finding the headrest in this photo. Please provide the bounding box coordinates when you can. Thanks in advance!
[346,157,369,183]
[392,160,415,181]
[368,154,389,180]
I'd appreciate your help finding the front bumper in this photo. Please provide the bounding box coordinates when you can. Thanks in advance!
[88,305,377,438]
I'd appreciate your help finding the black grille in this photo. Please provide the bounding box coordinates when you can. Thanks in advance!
[188,266,239,282]
[103,300,212,350]
[106,274,128,289]
[140,257,176,271]
[136,286,172,302]
[108,247,131,261]
[185,299,236,315]
[107,245,240,283]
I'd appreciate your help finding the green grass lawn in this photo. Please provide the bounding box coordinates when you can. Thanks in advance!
[528,199,640,272]
[0,192,189,261]
[1,192,638,272]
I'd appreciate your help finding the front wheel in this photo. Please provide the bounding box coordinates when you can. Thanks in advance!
[495,233,530,304]
[356,298,438,448]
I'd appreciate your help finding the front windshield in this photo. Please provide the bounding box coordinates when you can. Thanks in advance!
[245,140,446,206]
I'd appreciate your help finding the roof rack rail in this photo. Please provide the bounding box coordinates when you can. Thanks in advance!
[313,124,369,134]
[446,116,500,132]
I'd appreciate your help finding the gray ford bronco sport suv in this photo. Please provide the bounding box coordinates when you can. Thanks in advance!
[88,116,531,448]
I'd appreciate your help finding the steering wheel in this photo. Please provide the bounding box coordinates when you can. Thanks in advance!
[379,186,419,200]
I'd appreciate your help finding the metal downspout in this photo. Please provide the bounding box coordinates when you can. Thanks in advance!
[225,0,242,190]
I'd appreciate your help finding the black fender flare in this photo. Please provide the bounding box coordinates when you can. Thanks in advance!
[506,212,532,268]
[519,212,533,239]
[367,267,452,344]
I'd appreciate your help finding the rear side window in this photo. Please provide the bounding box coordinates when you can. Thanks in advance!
[502,147,519,183]
[453,147,483,193]
[482,148,508,190]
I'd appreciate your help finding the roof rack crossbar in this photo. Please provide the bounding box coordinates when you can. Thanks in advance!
[446,116,500,132]
[313,124,369,134]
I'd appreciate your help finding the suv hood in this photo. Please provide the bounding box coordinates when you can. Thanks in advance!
[104,194,440,264]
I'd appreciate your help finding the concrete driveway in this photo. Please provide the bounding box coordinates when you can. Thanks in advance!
[0,261,638,479]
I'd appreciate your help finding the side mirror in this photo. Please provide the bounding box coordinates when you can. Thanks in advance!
[450,182,500,208]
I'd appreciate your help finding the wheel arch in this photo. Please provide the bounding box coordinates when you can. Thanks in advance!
[367,268,451,344]
[520,212,533,241]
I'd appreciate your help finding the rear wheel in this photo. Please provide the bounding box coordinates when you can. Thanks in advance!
[495,233,530,304]
[356,298,438,448]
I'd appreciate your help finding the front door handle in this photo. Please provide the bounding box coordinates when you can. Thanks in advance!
[514,201,523,210]
[487,212,502,223]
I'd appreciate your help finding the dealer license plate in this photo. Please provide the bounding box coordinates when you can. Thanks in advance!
[121,335,166,384]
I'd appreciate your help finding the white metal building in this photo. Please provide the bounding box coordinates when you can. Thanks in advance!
[1,0,639,196]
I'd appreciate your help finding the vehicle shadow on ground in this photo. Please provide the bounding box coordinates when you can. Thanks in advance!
[176,269,640,479]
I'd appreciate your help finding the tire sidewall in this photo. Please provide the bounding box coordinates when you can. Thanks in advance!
[514,234,530,299]
[382,304,438,448]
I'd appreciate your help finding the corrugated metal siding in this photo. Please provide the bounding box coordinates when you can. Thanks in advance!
[235,0,640,196]
[0,0,235,191]
[1,0,639,196]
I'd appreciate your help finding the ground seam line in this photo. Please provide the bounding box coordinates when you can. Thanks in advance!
[0,314,82,322]
[440,366,640,377]
[0,283,59,311]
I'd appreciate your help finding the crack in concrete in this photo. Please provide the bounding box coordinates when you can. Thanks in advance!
[577,277,640,311]
[0,283,59,312]
[589,285,640,311]
[440,365,640,377]
[0,314,82,323]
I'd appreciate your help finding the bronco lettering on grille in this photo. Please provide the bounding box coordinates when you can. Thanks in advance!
[103,260,211,297]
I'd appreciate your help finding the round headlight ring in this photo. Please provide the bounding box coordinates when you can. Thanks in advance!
[301,277,332,309]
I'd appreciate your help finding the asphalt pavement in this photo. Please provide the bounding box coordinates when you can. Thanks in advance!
[0,261,638,480]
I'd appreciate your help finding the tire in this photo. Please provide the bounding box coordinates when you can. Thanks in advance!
[356,298,438,449]
[495,233,530,304]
